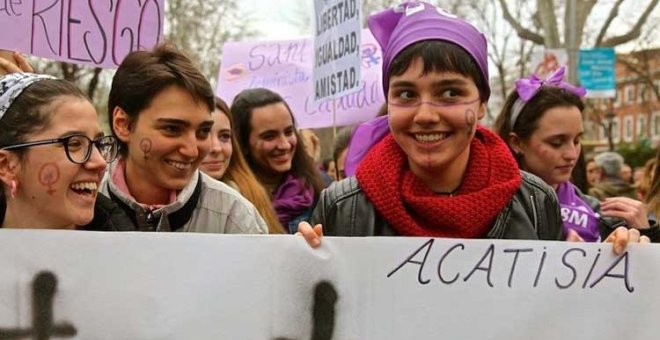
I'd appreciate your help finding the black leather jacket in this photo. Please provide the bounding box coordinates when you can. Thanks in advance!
[311,171,563,240]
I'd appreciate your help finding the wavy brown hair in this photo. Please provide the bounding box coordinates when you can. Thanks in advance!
[645,152,660,216]
[211,98,286,234]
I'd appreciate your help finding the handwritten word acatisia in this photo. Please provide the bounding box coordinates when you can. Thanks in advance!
[388,239,635,293]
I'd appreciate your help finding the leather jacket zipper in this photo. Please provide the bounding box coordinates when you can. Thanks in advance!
[529,195,538,231]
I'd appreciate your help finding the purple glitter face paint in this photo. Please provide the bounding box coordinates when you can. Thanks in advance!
[388,98,480,109]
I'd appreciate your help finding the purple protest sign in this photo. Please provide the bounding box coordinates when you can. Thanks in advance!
[217,30,385,129]
[0,0,164,69]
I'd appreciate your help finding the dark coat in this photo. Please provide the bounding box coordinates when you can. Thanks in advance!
[0,194,136,231]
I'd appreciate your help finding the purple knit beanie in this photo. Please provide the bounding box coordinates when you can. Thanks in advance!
[368,1,490,99]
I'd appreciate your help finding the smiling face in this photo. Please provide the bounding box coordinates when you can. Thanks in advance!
[387,57,485,183]
[512,106,583,189]
[12,97,108,228]
[247,102,297,178]
[114,85,213,201]
[200,110,233,180]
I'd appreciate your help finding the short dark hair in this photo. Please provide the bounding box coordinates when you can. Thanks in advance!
[0,79,86,152]
[230,88,324,198]
[494,86,584,164]
[388,40,489,102]
[108,43,215,155]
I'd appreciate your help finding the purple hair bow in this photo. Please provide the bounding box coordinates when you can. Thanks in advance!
[515,66,586,101]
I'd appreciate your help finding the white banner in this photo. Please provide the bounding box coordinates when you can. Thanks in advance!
[0,230,658,339]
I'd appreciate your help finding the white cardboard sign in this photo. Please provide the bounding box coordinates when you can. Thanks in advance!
[0,230,658,339]
[312,0,362,102]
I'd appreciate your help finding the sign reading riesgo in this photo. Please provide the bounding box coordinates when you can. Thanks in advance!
[0,0,164,69]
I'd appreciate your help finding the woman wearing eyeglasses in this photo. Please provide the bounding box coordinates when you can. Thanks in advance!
[0,73,132,230]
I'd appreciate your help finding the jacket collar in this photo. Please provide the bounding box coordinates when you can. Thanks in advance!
[102,160,202,231]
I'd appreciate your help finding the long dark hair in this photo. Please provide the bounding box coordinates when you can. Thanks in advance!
[213,97,286,234]
[230,88,324,199]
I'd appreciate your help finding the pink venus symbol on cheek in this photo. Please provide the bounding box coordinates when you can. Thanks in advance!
[38,163,60,196]
[140,138,152,160]
[465,109,476,136]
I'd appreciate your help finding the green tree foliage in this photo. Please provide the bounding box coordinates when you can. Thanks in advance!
[617,139,657,168]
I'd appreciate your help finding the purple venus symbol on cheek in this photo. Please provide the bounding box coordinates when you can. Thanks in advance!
[140,138,152,160]
[465,109,476,136]
[38,163,60,196]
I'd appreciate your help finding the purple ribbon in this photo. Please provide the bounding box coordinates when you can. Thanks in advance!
[515,66,586,101]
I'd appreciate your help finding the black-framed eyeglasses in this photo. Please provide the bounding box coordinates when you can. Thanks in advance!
[2,134,119,164]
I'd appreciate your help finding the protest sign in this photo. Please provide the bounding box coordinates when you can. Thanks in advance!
[0,230,658,339]
[0,0,164,69]
[578,48,616,98]
[530,49,568,80]
[216,30,384,129]
[313,0,362,102]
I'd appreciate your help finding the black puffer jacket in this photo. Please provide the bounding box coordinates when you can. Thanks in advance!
[0,194,136,231]
[311,171,563,240]
[84,194,136,231]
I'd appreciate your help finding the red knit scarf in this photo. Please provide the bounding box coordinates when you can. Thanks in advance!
[356,126,521,238]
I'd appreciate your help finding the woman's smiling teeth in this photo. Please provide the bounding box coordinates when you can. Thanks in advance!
[70,182,98,194]
[166,160,192,170]
[414,133,449,143]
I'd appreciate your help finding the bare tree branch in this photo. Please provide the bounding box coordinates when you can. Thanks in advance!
[618,53,660,105]
[573,0,597,48]
[600,0,659,47]
[594,0,624,46]
[537,0,560,47]
[496,0,545,44]
[87,67,103,100]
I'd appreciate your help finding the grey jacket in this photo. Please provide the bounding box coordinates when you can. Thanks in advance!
[100,164,268,234]
[311,171,563,240]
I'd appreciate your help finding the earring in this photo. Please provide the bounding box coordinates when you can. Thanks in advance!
[10,180,17,198]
